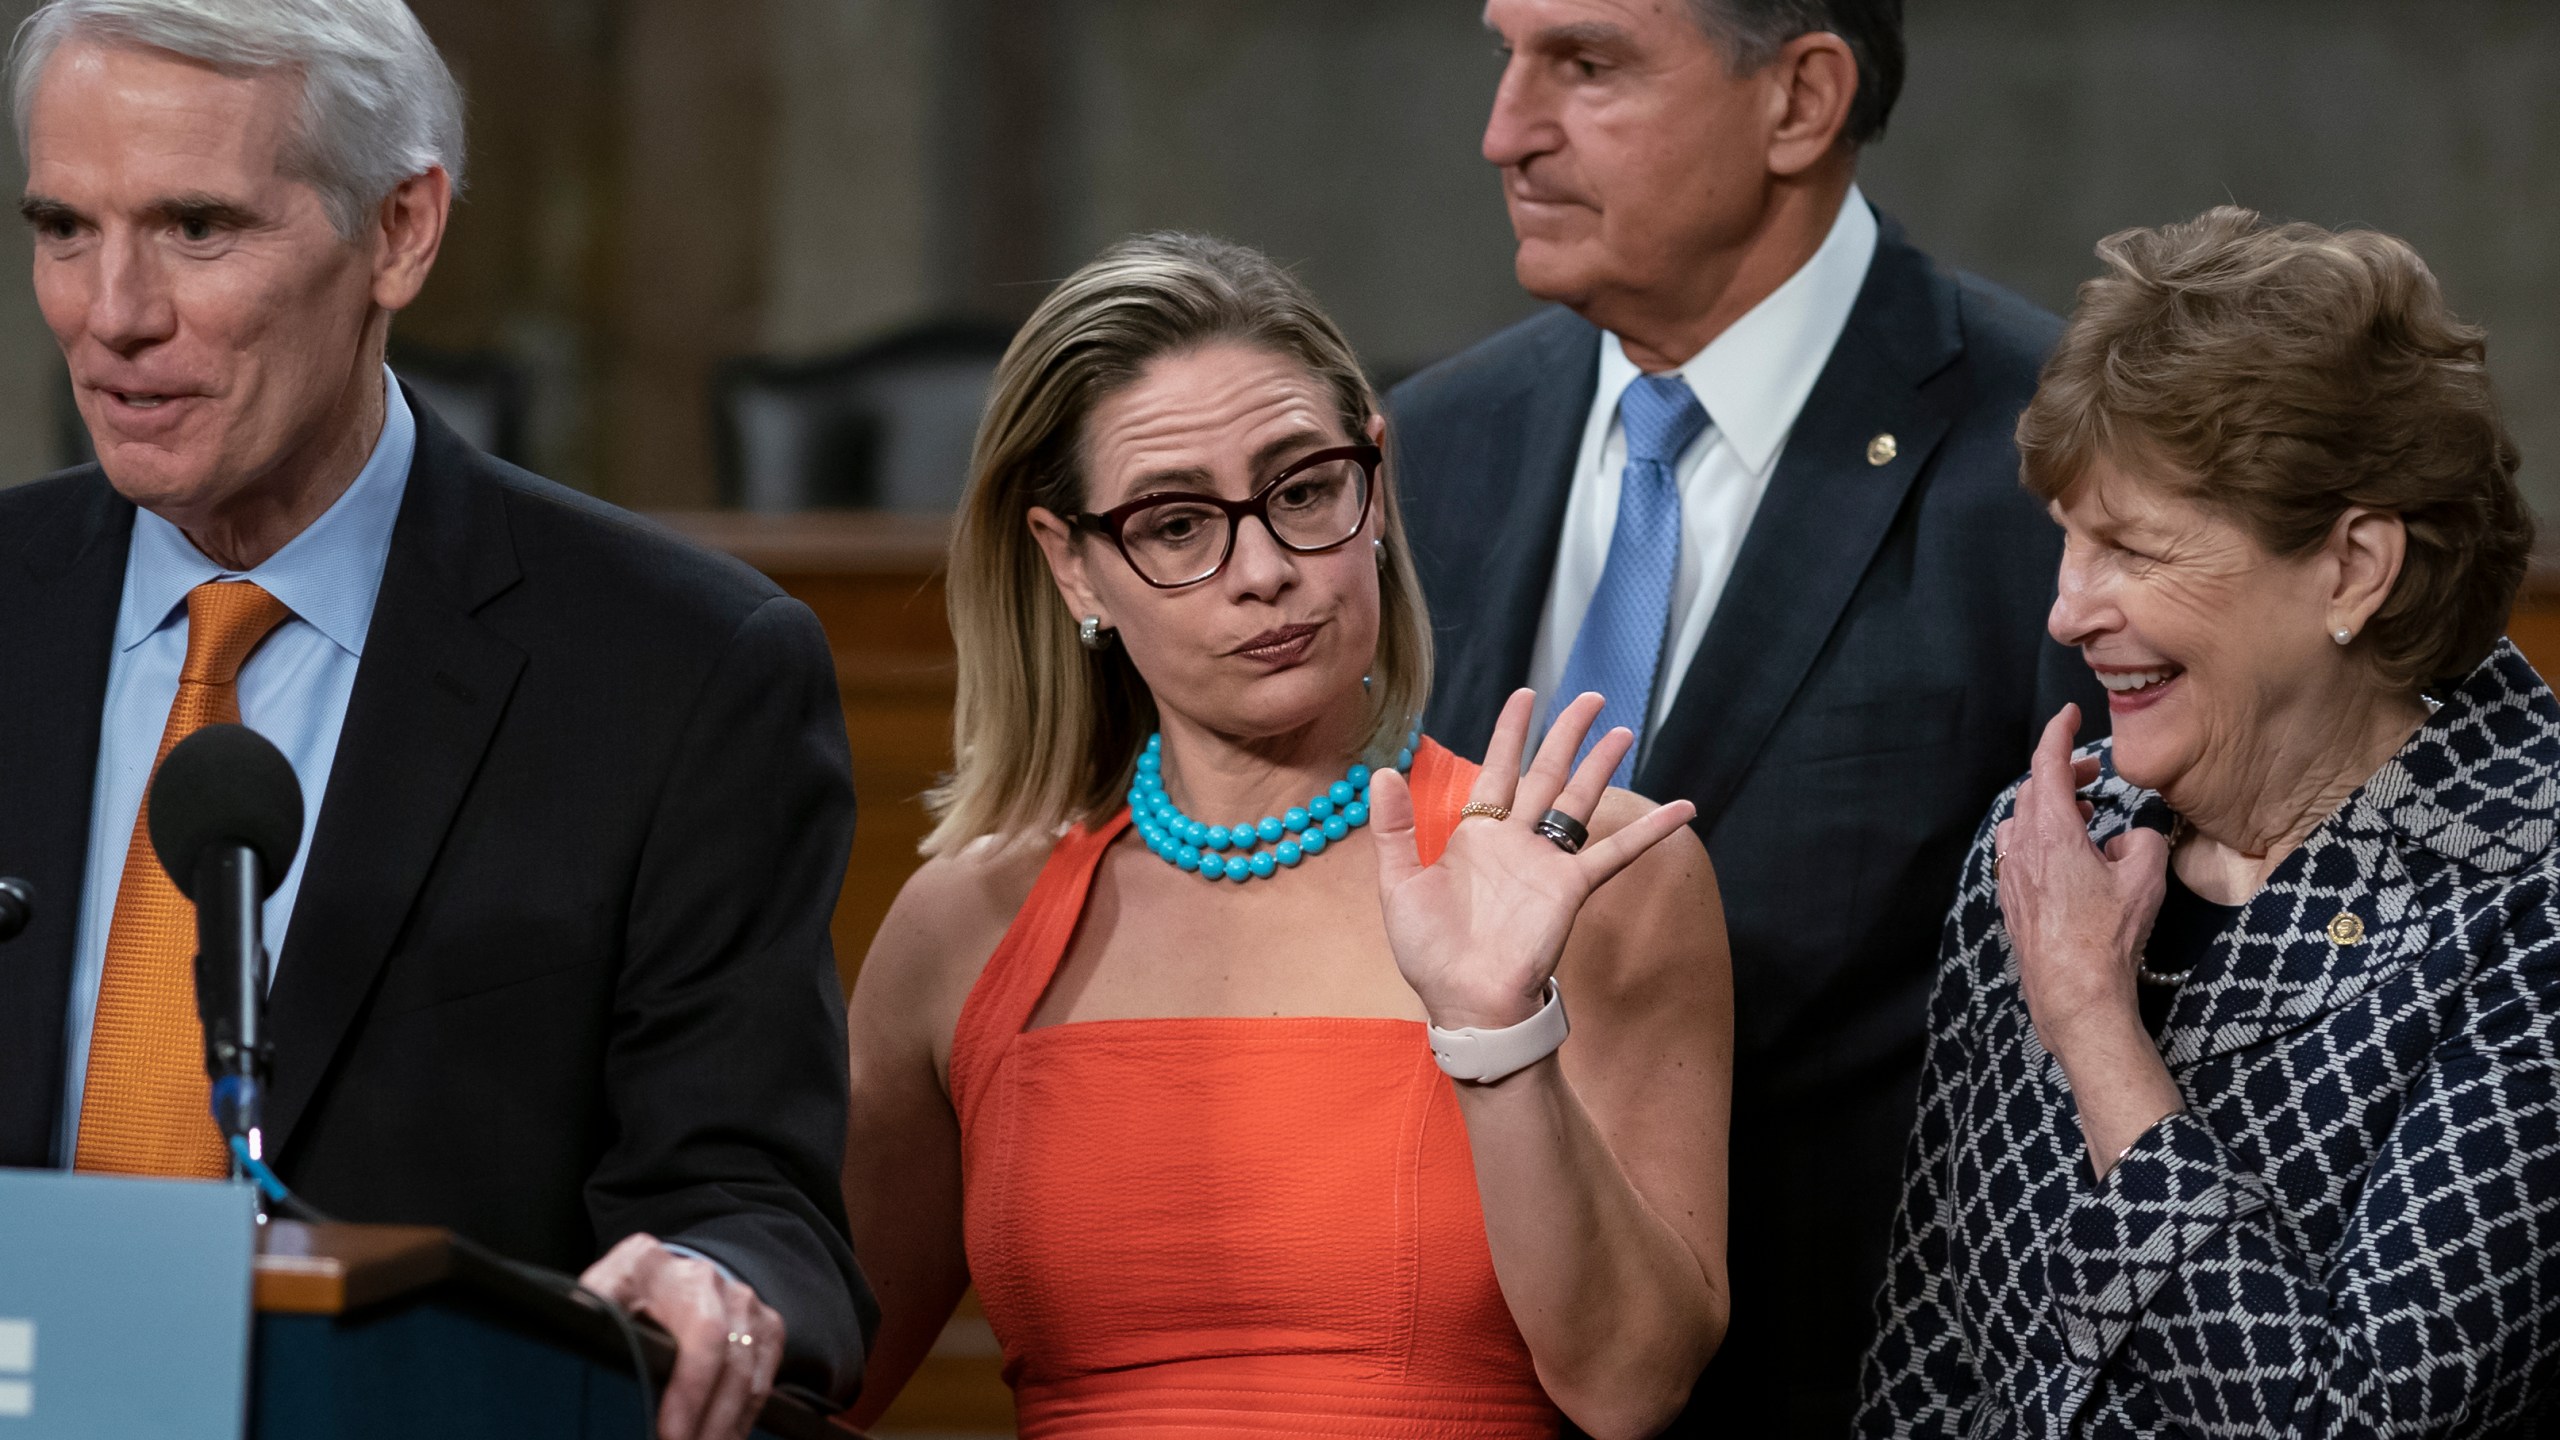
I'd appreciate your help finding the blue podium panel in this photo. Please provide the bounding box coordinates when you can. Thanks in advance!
[0,1169,258,1440]
[255,1298,794,1440]
[254,1302,621,1440]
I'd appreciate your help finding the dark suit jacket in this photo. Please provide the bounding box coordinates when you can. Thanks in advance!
[0,394,875,1399]
[1389,214,2106,1435]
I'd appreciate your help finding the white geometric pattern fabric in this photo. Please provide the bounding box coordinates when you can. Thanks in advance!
[1855,640,2560,1437]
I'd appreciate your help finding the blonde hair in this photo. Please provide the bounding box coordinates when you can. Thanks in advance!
[922,233,1433,856]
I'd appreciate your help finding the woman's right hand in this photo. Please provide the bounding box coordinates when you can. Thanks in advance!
[1996,704,2187,1174]
[1368,688,1697,1032]
[1996,704,2167,1055]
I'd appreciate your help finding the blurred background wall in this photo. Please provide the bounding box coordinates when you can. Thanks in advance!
[0,0,2555,516]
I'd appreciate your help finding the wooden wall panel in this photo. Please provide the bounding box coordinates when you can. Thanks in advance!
[658,513,957,994]
[659,512,1006,1436]
[2509,584,2560,682]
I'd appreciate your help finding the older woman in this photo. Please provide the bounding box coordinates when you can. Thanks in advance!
[1856,207,2558,1437]
[840,233,1731,1439]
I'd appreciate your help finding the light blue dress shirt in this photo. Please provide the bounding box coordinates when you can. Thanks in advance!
[56,374,415,1166]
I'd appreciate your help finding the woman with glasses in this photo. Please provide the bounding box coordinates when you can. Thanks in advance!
[838,232,1733,1439]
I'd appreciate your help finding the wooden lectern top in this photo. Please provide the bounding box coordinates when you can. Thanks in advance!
[253,1221,865,1439]
[255,1221,449,1315]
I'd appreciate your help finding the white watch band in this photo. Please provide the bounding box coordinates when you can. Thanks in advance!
[1428,979,1568,1084]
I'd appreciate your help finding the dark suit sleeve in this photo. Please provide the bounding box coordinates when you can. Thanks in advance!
[588,592,874,1400]
[2037,872,2560,1436]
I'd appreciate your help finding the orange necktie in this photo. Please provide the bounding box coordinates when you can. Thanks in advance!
[75,581,294,1177]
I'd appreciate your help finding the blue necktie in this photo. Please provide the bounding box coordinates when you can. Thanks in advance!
[1555,373,1710,787]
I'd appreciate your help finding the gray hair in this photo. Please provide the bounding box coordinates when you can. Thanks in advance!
[9,0,465,237]
[1687,0,1904,146]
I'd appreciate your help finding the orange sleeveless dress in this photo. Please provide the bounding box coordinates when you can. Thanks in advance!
[947,739,1562,1438]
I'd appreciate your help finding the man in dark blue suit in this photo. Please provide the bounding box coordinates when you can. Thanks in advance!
[1390,1,2103,1430]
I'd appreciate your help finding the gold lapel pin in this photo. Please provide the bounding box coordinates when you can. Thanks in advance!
[1866,433,1898,467]
[2326,912,2366,946]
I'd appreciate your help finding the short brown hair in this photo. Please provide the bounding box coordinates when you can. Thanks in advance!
[2018,206,2531,693]
[922,232,1432,856]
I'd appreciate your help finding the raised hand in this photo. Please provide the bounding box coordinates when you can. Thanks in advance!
[1369,689,1698,1031]
[1994,704,2169,1058]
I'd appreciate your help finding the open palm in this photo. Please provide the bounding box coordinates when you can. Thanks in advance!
[1372,690,1699,1031]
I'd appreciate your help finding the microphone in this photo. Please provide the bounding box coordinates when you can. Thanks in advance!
[0,877,30,943]
[146,724,304,1174]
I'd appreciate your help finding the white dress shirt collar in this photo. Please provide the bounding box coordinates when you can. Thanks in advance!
[1526,189,1883,746]
[1595,184,1879,473]
[118,368,417,658]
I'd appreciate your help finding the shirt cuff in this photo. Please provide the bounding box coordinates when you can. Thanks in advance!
[2043,1110,2271,1370]
[658,1240,743,1288]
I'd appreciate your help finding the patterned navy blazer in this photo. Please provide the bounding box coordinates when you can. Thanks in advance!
[1856,640,2560,1437]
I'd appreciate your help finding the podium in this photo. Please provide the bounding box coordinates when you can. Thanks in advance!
[252,1222,857,1440]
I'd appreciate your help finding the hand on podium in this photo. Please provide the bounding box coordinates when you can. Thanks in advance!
[582,1232,786,1440]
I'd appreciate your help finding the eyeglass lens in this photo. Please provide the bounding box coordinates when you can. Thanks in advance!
[1121,458,1370,586]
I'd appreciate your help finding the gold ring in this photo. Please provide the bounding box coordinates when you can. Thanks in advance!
[1459,802,1511,823]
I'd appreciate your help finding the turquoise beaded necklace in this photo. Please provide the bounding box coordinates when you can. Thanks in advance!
[1128,721,1421,883]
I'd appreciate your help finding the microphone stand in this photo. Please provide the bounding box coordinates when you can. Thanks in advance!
[192,847,273,1197]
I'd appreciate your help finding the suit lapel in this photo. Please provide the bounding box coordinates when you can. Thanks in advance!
[0,474,131,1163]
[2159,817,2426,1070]
[263,398,524,1154]
[1637,223,1966,828]
[2161,642,2558,1067]
[1424,313,1597,763]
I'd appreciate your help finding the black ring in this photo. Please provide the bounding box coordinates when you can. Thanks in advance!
[1534,809,1588,854]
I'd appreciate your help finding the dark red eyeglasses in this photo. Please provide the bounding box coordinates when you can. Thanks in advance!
[1071,443,1379,589]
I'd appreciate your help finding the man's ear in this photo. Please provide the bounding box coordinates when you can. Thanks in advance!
[1027,505,1108,629]
[371,165,451,312]
[1764,31,1858,178]
[2329,507,2407,639]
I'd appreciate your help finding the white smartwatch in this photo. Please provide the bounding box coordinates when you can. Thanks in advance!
[1428,979,1569,1084]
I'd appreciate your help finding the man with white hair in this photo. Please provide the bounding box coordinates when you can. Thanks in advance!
[0,2,873,1435]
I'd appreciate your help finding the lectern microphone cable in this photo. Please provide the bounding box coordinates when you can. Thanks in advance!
[224,1134,660,1440]
[226,1134,333,1224]
[592,1294,661,1440]
[224,1132,660,1434]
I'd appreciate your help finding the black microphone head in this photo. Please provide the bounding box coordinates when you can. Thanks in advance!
[0,877,31,943]
[147,724,304,901]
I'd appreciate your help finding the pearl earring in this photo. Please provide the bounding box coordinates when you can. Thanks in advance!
[2332,627,2353,646]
